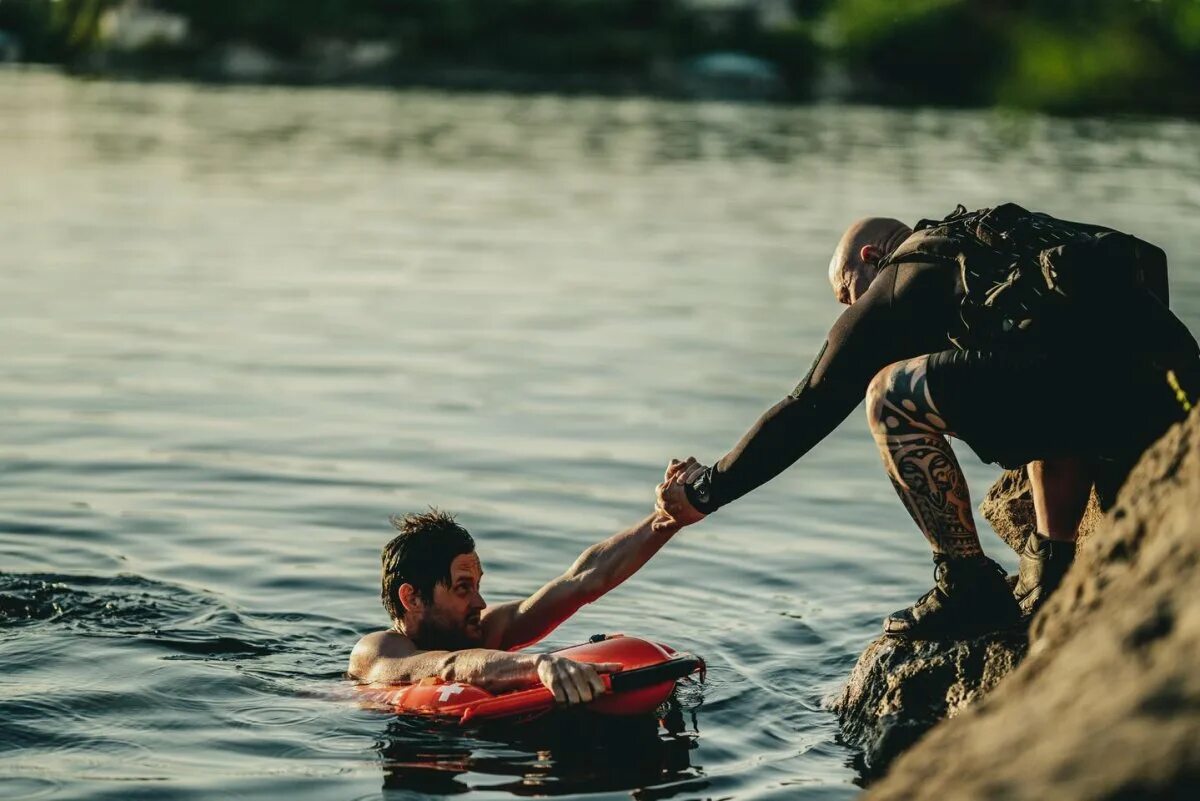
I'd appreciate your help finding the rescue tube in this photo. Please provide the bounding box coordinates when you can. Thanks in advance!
[361,634,703,724]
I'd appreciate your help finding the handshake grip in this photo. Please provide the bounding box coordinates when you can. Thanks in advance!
[654,457,712,531]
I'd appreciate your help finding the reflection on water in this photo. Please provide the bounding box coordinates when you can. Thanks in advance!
[1,69,1199,800]
[377,700,701,797]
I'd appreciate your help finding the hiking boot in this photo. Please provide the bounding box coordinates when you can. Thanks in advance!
[884,554,1021,639]
[1012,533,1076,618]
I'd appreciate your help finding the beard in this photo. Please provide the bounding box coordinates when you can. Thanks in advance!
[411,610,483,651]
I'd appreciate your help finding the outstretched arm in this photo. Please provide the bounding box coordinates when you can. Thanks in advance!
[484,485,692,652]
[665,267,905,517]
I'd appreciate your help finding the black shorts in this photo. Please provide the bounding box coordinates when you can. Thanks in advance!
[925,347,1186,489]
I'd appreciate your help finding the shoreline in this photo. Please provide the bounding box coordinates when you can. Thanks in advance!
[5,62,1198,126]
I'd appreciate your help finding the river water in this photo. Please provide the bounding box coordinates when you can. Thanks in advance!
[2,70,1199,800]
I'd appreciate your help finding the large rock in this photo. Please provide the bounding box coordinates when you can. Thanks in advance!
[830,631,1026,772]
[828,468,1056,772]
[860,407,1200,800]
[979,467,1106,552]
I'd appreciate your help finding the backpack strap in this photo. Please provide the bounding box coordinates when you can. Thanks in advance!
[878,227,964,272]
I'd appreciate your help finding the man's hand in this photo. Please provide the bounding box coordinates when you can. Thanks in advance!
[535,654,622,705]
[653,457,709,532]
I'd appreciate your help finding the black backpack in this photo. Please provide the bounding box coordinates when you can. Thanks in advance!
[881,203,1170,352]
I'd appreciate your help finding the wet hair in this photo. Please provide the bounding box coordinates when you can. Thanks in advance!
[381,509,475,622]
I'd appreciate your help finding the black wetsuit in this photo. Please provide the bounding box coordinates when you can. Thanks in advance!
[690,252,1197,514]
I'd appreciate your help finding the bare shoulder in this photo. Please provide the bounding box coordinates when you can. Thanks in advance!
[348,629,416,678]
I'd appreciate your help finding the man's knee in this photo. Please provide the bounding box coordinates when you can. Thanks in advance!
[867,356,949,439]
[866,361,906,437]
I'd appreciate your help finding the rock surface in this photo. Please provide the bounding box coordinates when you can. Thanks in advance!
[830,631,1026,772]
[978,467,1105,552]
[858,408,1200,800]
[829,468,1044,771]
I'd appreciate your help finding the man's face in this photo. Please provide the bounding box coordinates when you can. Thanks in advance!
[410,552,486,650]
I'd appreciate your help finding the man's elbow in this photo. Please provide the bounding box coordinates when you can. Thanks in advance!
[567,544,613,601]
[572,569,609,605]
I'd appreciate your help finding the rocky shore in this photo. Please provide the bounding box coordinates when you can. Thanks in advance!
[833,407,1200,799]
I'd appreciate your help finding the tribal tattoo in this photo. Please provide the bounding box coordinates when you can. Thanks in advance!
[867,356,983,558]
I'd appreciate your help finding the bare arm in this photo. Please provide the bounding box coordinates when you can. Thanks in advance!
[349,631,620,704]
[350,631,542,691]
[484,510,684,652]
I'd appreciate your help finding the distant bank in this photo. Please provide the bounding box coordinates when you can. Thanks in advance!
[1,0,1197,116]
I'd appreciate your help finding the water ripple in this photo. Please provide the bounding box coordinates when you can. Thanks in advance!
[3,70,1199,800]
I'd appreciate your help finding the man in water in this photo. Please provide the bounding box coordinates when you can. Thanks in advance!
[657,207,1198,639]
[349,461,700,704]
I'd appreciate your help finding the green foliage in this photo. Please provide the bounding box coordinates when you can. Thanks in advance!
[825,0,1007,104]
[3,0,1196,113]
[0,0,119,60]
[53,0,119,54]
[999,23,1161,113]
[995,0,1197,113]
[823,0,1200,113]
[1170,0,1200,50]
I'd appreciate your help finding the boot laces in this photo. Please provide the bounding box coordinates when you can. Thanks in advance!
[933,553,1004,592]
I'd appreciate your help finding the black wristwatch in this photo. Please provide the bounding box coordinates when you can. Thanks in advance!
[684,470,718,515]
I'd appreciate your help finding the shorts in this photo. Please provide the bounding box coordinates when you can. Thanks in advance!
[925,347,1188,501]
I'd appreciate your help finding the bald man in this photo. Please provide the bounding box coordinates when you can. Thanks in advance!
[827,217,913,306]
[657,207,1197,639]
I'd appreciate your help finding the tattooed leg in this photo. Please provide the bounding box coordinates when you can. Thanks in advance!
[866,356,983,558]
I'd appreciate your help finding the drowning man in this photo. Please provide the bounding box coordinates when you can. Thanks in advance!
[657,204,1199,639]
[349,460,700,703]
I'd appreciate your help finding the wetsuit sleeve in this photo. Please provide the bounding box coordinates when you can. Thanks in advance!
[688,267,905,513]
[1143,242,1170,307]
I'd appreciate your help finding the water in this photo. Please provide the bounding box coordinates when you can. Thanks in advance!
[2,69,1199,800]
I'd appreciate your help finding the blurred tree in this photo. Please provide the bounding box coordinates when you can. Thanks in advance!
[52,0,120,56]
[823,0,1008,105]
[4,0,1195,114]
[0,0,120,61]
[822,0,1199,113]
[998,0,1200,114]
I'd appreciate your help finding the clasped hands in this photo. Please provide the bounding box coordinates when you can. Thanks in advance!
[652,456,709,532]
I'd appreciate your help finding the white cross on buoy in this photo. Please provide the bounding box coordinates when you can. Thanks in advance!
[436,684,466,702]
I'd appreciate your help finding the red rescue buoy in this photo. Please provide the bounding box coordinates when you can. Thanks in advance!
[358,634,703,724]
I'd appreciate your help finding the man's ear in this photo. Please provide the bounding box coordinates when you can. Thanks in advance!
[398,583,423,614]
[859,244,882,265]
